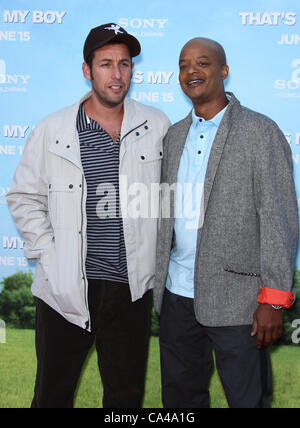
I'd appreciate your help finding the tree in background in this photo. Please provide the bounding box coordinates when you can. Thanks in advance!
[0,271,35,329]
[0,269,299,342]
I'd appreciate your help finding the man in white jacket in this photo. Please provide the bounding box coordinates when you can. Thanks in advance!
[6,23,170,408]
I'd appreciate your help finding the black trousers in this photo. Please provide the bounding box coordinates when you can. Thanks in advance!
[31,279,152,408]
[159,289,273,409]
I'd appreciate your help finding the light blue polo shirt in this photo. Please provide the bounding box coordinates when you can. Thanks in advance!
[166,105,228,299]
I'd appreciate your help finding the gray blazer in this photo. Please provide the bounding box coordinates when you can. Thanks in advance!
[154,93,299,326]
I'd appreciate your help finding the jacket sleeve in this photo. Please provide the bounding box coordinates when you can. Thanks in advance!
[6,125,54,260]
[254,120,299,308]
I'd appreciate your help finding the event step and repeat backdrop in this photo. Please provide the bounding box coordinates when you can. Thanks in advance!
[0,0,299,282]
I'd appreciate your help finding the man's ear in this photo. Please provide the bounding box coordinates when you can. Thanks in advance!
[82,62,92,81]
[221,64,229,81]
[131,61,135,79]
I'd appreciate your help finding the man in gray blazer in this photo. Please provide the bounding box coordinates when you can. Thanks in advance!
[154,37,298,408]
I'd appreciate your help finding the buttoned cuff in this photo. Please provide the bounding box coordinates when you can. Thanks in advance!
[257,286,295,309]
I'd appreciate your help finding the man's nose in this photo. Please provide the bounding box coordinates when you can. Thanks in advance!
[187,63,199,74]
[111,65,122,80]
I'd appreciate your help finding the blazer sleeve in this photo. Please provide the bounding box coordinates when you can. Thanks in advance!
[6,125,54,260]
[253,120,299,308]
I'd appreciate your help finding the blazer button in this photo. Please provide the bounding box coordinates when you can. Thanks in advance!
[141,156,145,160]
[69,184,73,189]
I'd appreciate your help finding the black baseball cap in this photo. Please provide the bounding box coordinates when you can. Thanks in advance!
[83,23,141,61]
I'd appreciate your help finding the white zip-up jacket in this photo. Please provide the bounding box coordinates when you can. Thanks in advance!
[6,92,171,331]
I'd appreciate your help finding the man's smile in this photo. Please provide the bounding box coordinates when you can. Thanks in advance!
[108,83,124,93]
[186,78,205,87]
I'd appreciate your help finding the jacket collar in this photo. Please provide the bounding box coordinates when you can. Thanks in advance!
[121,97,150,139]
[48,92,150,170]
[48,92,91,170]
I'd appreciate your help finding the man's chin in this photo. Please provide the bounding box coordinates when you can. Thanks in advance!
[94,90,128,108]
[103,99,125,108]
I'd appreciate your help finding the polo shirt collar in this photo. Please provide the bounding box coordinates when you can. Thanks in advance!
[192,103,229,129]
[77,102,103,133]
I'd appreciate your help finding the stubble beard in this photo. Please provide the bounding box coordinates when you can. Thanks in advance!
[90,68,131,109]
[92,84,128,108]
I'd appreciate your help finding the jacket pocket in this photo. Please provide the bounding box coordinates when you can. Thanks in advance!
[137,144,163,163]
[224,264,261,278]
[134,143,163,186]
[48,181,77,230]
[39,241,56,280]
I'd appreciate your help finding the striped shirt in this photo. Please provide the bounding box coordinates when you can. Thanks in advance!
[77,102,128,283]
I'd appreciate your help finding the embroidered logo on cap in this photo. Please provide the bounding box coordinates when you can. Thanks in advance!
[104,24,124,35]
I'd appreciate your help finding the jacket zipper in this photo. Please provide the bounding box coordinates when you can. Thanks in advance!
[120,120,148,144]
[119,119,149,225]
[80,175,90,333]
[81,120,148,333]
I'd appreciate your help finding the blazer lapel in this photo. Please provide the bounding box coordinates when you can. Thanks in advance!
[203,94,240,216]
[167,112,192,185]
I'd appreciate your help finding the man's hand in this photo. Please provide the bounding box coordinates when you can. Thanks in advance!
[251,304,283,349]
